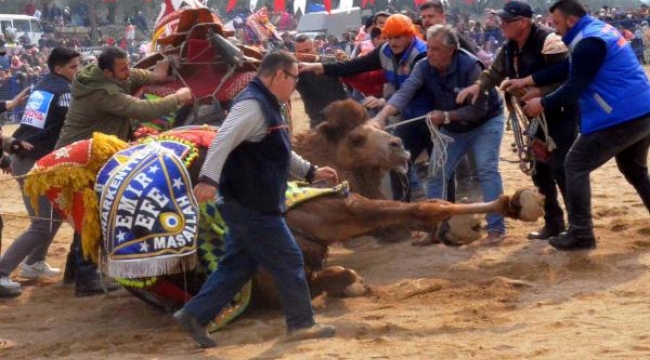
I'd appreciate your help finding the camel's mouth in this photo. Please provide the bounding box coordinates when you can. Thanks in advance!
[391,151,411,174]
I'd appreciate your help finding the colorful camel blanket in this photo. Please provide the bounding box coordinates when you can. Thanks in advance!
[285,181,350,211]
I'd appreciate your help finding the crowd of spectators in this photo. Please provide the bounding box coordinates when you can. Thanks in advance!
[5,1,650,124]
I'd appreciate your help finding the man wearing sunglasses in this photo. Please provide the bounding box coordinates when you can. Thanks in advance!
[174,51,339,348]
[457,0,580,244]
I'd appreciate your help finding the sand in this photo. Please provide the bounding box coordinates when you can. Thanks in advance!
[1,93,649,360]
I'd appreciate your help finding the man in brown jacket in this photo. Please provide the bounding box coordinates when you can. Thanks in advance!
[56,46,192,148]
[55,46,192,296]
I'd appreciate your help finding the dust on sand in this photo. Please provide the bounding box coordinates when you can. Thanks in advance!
[1,94,649,360]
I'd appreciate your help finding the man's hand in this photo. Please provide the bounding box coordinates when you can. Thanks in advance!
[175,87,193,105]
[369,118,384,129]
[11,139,33,152]
[152,59,173,82]
[500,76,533,94]
[7,87,30,111]
[426,110,445,126]
[313,166,339,185]
[193,182,217,203]
[456,84,481,105]
[362,96,386,109]
[298,62,324,75]
[523,97,545,117]
[520,87,542,102]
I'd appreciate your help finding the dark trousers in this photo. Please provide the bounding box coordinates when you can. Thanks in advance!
[531,119,578,231]
[69,232,101,282]
[390,119,433,202]
[184,199,315,331]
[565,115,650,238]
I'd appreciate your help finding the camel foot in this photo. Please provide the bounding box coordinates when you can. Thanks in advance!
[310,266,360,297]
[504,189,544,221]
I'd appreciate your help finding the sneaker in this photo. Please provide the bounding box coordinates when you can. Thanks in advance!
[0,276,20,290]
[285,323,336,343]
[173,309,217,348]
[0,285,21,298]
[18,261,61,279]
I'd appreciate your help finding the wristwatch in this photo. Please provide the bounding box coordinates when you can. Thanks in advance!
[443,111,451,125]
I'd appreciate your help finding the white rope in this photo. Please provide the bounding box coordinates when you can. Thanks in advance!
[425,114,454,200]
[383,114,428,130]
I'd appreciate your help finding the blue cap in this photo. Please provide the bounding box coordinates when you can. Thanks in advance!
[492,1,534,20]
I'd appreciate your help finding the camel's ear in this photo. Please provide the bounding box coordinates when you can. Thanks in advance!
[315,121,344,143]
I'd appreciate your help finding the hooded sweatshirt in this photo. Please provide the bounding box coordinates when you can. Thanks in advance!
[56,64,181,148]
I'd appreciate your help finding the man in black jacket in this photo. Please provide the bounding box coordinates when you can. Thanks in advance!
[457,0,580,243]
[0,47,82,298]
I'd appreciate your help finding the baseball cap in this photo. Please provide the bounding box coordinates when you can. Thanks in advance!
[492,1,534,20]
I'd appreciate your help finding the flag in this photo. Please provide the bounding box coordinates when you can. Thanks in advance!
[293,0,306,14]
[227,0,237,12]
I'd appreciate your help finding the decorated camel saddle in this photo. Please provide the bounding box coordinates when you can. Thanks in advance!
[25,126,353,331]
[133,7,266,132]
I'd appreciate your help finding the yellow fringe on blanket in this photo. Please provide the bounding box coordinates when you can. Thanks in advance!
[24,133,129,263]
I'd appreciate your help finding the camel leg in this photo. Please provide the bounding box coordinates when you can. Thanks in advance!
[286,191,540,245]
[441,197,505,216]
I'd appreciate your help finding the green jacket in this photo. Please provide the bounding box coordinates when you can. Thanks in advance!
[56,64,181,148]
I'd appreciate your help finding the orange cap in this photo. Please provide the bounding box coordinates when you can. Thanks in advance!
[382,14,417,38]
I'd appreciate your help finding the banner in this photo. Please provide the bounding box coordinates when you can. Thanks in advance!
[96,141,199,278]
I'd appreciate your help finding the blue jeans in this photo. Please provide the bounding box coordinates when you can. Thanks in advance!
[564,115,650,238]
[426,114,506,234]
[184,199,315,331]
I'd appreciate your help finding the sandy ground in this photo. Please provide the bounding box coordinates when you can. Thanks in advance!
[1,93,649,360]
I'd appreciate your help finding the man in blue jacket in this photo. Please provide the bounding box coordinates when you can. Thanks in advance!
[371,25,506,246]
[524,0,650,250]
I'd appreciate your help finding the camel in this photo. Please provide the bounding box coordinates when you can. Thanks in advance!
[26,79,542,333]
[292,99,409,200]
[137,100,542,312]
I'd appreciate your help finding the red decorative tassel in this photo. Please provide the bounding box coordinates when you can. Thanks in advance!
[324,0,331,13]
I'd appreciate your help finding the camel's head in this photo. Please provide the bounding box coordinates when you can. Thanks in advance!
[315,99,410,173]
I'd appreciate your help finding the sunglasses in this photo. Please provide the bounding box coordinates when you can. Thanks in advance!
[283,70,299,84]
[503,16,523,24]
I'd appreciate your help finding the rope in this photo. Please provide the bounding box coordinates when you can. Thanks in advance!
[509,95,535,175]
[383,114,428,130]
[425,114,454,200]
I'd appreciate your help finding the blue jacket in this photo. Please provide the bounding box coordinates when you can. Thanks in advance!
[219,77,292,214]
[388,49,503,133]
[564,15,650,133]
[378,38,431,119]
